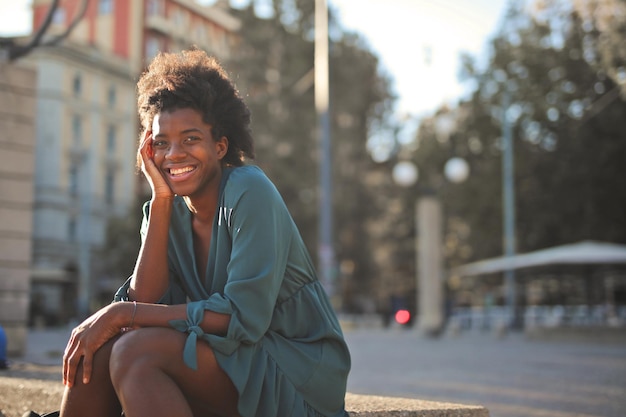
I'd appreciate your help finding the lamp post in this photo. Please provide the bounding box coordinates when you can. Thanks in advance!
[77,150,92,320]
[315,0,335,300]
[501,86,518,329]
[393,157,469,336]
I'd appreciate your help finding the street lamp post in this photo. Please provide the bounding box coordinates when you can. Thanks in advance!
[393,157,469,336]
[501,86,517,329]
[314,0,335,300]
[77,151,92,320]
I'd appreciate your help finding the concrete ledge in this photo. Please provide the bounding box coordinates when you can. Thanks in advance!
[346,393,489,417]
[0,376,489,417]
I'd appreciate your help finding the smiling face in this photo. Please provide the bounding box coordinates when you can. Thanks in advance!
[151,107,228,200]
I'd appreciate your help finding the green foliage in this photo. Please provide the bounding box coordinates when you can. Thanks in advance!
[404,0,626,277]
[484,1,626,252]
[99,203,142,292]
[226,1,396,311]
[570,0,626,98]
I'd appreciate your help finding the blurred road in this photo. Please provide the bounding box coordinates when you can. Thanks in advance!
[344,327,626,417]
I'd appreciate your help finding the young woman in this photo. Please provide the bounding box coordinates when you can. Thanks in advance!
[56,49,351,417]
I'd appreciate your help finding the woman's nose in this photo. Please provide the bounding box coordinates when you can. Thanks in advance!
[165,142,186,159]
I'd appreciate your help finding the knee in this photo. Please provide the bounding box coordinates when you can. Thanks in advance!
[109,328,180,388]
[109,330,148,386]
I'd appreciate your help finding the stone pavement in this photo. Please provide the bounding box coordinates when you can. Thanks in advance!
[345,326,626,417]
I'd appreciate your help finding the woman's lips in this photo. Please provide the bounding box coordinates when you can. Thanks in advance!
[167,165,196,180]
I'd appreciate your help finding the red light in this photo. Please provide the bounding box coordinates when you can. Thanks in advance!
[395,309,411,325]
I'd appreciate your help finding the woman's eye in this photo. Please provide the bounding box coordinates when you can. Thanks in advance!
[185,136,200,143]
[152,140,167,148]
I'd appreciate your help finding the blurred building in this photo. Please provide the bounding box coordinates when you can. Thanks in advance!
[0,63,37,354]
[21,0,241,325]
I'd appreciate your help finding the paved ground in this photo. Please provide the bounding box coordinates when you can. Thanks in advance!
[345,326,626,417]
[1,326,626,417]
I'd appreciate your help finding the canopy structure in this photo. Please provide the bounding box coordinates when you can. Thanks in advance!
[453,241,626,277]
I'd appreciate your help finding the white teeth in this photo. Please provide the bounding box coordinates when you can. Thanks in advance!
[170,166,194,176]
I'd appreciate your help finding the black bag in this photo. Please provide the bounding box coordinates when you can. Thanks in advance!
[21,412,60,417]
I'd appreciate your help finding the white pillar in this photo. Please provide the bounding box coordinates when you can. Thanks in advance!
[417,196,443,335]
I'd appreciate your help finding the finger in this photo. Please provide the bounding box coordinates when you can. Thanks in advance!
[82,351,93,385]
[63,357,68,386]
[140,131,153,156]
[147,134,154,159]
[137,131,152,164]
[63,351,70,385]
[139,129,152,147]
[64,350,81,387]
[63,338,78,386]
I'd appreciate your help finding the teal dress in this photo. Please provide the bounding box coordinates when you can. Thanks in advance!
[115,165,350,417]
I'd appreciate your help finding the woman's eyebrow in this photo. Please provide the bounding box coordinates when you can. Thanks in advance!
[180,128,204,134]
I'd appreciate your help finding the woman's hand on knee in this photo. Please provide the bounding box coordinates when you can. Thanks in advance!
[63,302,135,387]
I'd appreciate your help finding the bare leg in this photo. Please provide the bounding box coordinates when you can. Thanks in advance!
[60,336,122,417]
[109,328,239,417]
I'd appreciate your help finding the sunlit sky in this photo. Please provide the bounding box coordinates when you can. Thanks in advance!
[0,0,507,117]
[333,0,507,116]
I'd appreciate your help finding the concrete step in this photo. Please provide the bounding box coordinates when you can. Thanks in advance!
[345,393,489,416]
[0,376,489,417]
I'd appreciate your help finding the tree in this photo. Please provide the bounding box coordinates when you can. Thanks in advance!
[226,1,395,311]
[392,0,626,304]
[480,0,626,252]
[0,0,89,62]
[570,0,626,98]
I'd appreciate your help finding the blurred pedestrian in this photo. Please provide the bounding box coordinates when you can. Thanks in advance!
[0,324,8,369]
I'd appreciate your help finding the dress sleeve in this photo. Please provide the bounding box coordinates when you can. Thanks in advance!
[223,171,293,339]
[173,170,294,361]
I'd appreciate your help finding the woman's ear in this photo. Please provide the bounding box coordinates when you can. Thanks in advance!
[216,136,229,160]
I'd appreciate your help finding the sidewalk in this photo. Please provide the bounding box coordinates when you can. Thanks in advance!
[14,327,72,367]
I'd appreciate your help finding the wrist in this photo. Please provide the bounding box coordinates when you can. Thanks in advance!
[151,194,174,206]
[114,301,138,331]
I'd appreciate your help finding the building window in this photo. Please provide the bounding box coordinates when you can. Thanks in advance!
[194,23,207,43]
[172,8,186,27]
[106,125,116,153]
[73,73,82,96]
[146,0,164,16]
[145,36,161,61]
[173,9,181,26]
[52,7,66,25]
[99,0,113,14]
[108,85,116,108]
[105,169,115,204]
[69,164,79,197]
[68,217,77,242]
[72,114,83,145]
